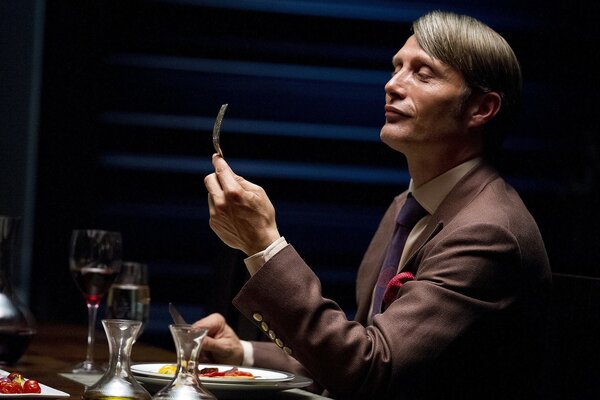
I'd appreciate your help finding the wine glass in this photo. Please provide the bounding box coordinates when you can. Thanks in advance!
[69,229,122,374]
[105,262,151,337]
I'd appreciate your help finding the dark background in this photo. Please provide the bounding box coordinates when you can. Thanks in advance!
[2,0,600,398]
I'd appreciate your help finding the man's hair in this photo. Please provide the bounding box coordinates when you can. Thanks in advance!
[412,11,522,153]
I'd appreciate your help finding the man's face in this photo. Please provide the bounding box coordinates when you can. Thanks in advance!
[380,35,472,155]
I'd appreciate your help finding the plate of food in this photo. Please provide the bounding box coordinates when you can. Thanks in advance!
[131,363,294,384]
[0,370,69,398]
[132,364,313,396]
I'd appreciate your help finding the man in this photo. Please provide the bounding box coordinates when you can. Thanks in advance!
[199,11,551,399]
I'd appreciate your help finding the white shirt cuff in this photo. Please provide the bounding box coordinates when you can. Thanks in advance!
[243,236,288,276]
[240,340,254,367]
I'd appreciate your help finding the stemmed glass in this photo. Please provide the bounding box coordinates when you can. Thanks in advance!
[106,261,151,338]
[69,229,122,374]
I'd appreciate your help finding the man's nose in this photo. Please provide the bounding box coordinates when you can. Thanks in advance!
[384,72,408,99]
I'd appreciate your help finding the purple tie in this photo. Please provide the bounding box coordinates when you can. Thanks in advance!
[370,193,428,320]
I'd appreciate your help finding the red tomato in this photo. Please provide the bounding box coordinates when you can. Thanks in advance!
[7,372,21,381]
[23,380,41,394]
[1,381,23,394]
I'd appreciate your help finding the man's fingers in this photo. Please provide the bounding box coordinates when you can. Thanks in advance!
[204,172,223,197]
[204,173,223,216]
[200,335,219,352]
[198,352,215,363]
[199,335,235,357]
[235,176,263,192]
[192,313,226,337]
[211,154,264,201]
[207,193,215,211]
[212,154,242,193]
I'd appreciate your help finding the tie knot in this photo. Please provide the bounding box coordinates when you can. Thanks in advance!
[395,194,428,229]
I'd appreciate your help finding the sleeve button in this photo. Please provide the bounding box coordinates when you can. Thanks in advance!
[260,321,269,332]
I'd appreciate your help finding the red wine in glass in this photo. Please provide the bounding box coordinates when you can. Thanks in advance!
[71,267,119,305]
[69,229,122,374]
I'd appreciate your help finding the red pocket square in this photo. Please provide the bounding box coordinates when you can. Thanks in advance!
[382,271,415,311]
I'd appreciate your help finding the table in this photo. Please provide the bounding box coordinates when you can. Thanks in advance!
[3,323,331,399]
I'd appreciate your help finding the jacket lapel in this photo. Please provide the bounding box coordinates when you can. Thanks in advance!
[399,162,500,272]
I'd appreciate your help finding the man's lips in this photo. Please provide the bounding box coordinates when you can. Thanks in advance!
[384,104,411,119]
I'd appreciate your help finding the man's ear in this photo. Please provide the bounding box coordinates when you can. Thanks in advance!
[467,91,502,128]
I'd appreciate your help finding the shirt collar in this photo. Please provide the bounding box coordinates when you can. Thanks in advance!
[408,158,481,215]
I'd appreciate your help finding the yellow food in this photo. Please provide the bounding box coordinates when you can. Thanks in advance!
[158,365,177,375]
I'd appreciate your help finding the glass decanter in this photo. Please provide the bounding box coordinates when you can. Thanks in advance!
[0,215,36,365]
[83,319,151,400]
[152,324,216,400]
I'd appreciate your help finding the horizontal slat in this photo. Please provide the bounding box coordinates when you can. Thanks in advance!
[108,53,388,84]
[101,153,411,184]
[151,0,543,29]
[100,152,564,193]
[101,110,561,154]
[100,200,383,229]
[101,111,380,142]
[103,69,382,126]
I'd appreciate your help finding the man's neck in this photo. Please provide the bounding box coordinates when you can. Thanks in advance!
[407,147,482,188]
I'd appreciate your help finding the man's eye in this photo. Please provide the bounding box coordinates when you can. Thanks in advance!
[415,69,432,81]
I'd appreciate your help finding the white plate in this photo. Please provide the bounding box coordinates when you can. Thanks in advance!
[134,373,313,394]
[131,363,294,384]
[0,369,70,398]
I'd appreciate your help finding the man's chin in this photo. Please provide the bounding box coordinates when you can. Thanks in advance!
[381,125,403,145]
[380,128,414,156]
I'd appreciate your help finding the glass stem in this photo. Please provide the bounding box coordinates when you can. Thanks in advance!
[85,302,99,365]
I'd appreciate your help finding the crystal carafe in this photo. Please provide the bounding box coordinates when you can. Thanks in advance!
[152,324,217,400]
[83,319,151,400]
[0,215,36,364]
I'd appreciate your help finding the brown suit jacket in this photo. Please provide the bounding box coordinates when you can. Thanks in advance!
[233,162,552,399]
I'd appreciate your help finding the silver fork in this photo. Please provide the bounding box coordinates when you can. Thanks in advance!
[212,103,228,157]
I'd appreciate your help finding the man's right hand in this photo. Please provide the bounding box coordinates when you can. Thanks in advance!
[192,313,244,366]
[204,154,281,256]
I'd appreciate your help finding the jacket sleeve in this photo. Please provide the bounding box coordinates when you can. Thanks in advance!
[232,218,527,399]
[250,340,324,393]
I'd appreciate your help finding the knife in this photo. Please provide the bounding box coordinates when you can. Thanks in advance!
[168,302,188,325]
